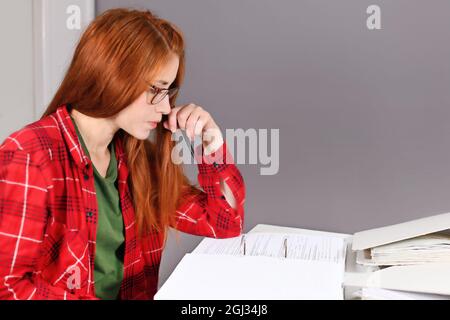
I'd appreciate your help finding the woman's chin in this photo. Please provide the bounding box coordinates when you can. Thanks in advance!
[128,129,151,140]
[124,123,158,140]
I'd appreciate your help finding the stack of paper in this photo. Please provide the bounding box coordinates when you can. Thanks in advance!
[155,232,348,300]
[368,231,450,266]
[348,212,450,298]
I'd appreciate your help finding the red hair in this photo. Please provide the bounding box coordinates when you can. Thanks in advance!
[41,8,201,239]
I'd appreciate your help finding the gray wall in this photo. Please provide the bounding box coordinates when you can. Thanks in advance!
[0,0,95,142]
[97,0,450,286]
[0,0,34,142]
[33,0,95,117]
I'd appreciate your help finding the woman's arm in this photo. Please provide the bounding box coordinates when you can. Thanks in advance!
[220,176,237,210]
[164,103,246,238]
[172,141,246,238]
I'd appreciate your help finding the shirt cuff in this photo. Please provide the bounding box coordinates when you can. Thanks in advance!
[195,141,235,175]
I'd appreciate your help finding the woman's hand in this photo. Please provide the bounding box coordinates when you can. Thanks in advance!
[162,103,224,154]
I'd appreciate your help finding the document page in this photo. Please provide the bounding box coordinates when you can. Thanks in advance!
[155,253,345,300]
[192,232,346,264]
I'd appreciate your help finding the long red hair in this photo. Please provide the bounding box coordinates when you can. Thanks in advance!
[41,8,201,239]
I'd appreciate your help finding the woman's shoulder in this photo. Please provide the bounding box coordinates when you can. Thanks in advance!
[0,115,64,160]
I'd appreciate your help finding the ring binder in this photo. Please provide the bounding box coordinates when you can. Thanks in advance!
[157,230,348,300]
[239,234,289,258]
[240,234,246,256]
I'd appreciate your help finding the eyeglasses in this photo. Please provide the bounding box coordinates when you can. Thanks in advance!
[146,84,179,105]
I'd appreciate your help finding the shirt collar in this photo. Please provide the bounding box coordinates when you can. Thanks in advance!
[53,104,127,170]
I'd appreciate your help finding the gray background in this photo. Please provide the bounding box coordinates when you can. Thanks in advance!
[0,1,34,143]
[0,0,95,144]
[96,0,450,286]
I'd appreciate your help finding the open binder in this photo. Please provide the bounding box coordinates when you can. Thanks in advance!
[155,232,348,300]
[155,212,450,300]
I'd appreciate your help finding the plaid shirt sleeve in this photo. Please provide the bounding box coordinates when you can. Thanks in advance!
[0,146,96,300]
[173,141,246,238]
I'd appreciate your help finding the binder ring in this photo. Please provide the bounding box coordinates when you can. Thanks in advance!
[240,234,246,256]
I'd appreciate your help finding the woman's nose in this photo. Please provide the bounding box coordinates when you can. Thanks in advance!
[155,97,172,115]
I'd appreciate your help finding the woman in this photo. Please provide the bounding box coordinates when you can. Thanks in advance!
[0,8,245,300]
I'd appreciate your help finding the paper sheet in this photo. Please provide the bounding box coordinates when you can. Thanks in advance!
[192,232,346,264]
[155,253,345,300]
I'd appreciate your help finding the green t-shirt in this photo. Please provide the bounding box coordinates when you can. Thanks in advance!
[71,116,125,300]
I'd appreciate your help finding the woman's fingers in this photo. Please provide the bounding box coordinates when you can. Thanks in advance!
[194,113,212,138]
[185,107,206,140]
[176,104,197,132]
[166,105,183,133]
[164,104,215,142]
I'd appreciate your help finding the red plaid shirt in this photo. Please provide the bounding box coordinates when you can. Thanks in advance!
[0,105,245,300]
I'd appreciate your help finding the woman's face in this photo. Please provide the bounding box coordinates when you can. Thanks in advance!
[114,54,180,140]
